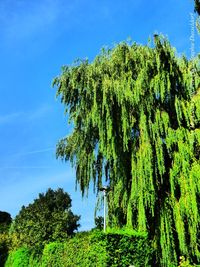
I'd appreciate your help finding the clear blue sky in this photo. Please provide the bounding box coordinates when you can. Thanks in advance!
[0,0,198,230]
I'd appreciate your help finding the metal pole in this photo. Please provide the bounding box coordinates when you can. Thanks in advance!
[104,189,106,232]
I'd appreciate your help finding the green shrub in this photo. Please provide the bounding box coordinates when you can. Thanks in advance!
[41,231,107,267]
[88,230,107,266]
[28,252,41,267]
[83,229,153,267]
[62,232,91,267]
[0,233,10,267]
[5,247,30,267]
[41,242,65,267]
[105,229,152,267]
[4,229,153,267]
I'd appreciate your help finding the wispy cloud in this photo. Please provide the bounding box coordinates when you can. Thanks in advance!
[2,146,56,167]
[28,104,52,120]
[0,0,76,44]
[0,112,23,125]
[0,104,52,126]
[0,166,52,170]
[0,146,55,169]
[0,0,58,41]
[18,147,54,156]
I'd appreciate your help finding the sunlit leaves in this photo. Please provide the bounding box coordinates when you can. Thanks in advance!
[54,36,200,266]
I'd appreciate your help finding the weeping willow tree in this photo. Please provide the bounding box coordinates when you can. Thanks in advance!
[53,36,200,266]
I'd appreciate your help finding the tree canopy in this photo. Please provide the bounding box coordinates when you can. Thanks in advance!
[94,216,104,230]
[54,35,200,266]
[12,188,80,248]
[194,0,200,15]
[0,212,12,266]
[0,211,12,233]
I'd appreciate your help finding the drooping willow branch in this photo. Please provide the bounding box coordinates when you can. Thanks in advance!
[54,36,200,266]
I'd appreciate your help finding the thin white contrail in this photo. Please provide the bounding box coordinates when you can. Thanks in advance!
[0,166,53,170]
[7,147,55,158]
[0,147,56,170]
[18,147,55,156]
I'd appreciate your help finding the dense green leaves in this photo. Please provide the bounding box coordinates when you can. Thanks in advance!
[0,212,12,234]
[4,230,151,267]
[104,229,152,267]
[94,216,104,230]
[5,247,31,267]
[0,212,12,266]
[0,233,10,267]
[11,188,80,248]
[194,0,200,15]
[54,36,200,266]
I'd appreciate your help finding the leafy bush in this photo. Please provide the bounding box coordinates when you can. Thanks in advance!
[5,247,31,267]
[41,242,65,267]
[94,216,104,230]
[0,233,11,267]
[105,229,152,267]
[4,229,153,267]
[61,229,152,267]
[45,231,105,267]
[62,232,91,267]
[88,230,107,266]
[0,212,12,234]
[28,251,41,267]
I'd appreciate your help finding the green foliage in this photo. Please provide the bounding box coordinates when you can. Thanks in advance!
[54,35,200,266]
[106,227,147,237]
[11,188,80,249]
[5,247,31,267]
[0,212,12,234]
[194,0,200,15]
[0,233,10,267]
[41,242,65,267]
[0,212,12,267]
[94,216,104,230]
[4,230,151,267]
[104,229,152,267]
[177,256,200,267]
[62,232,92,267]
[56,231,107,267]
[0,232,25,266]
[87,231,107,267]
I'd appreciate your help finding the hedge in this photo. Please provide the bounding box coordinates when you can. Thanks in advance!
[5,247,30,267]
[4,229,152,267]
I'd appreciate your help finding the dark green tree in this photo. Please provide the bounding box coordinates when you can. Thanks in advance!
[12,188,80,248]
[94,216,104,230]
[53,35,200,266]
[194,0,200,33]
[0,211,12,233]
[194,0,200,15]
[0,212,11,266]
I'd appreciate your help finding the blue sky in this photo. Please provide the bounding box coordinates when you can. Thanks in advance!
[0,0,198,230]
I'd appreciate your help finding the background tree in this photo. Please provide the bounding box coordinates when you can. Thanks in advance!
[12,188,80,248]
[54,35,200,266]
[94,216,104,230]
[194,0,200,15]
[0,211,12,233]
[194,0,200,33]
[0,212,11,266]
